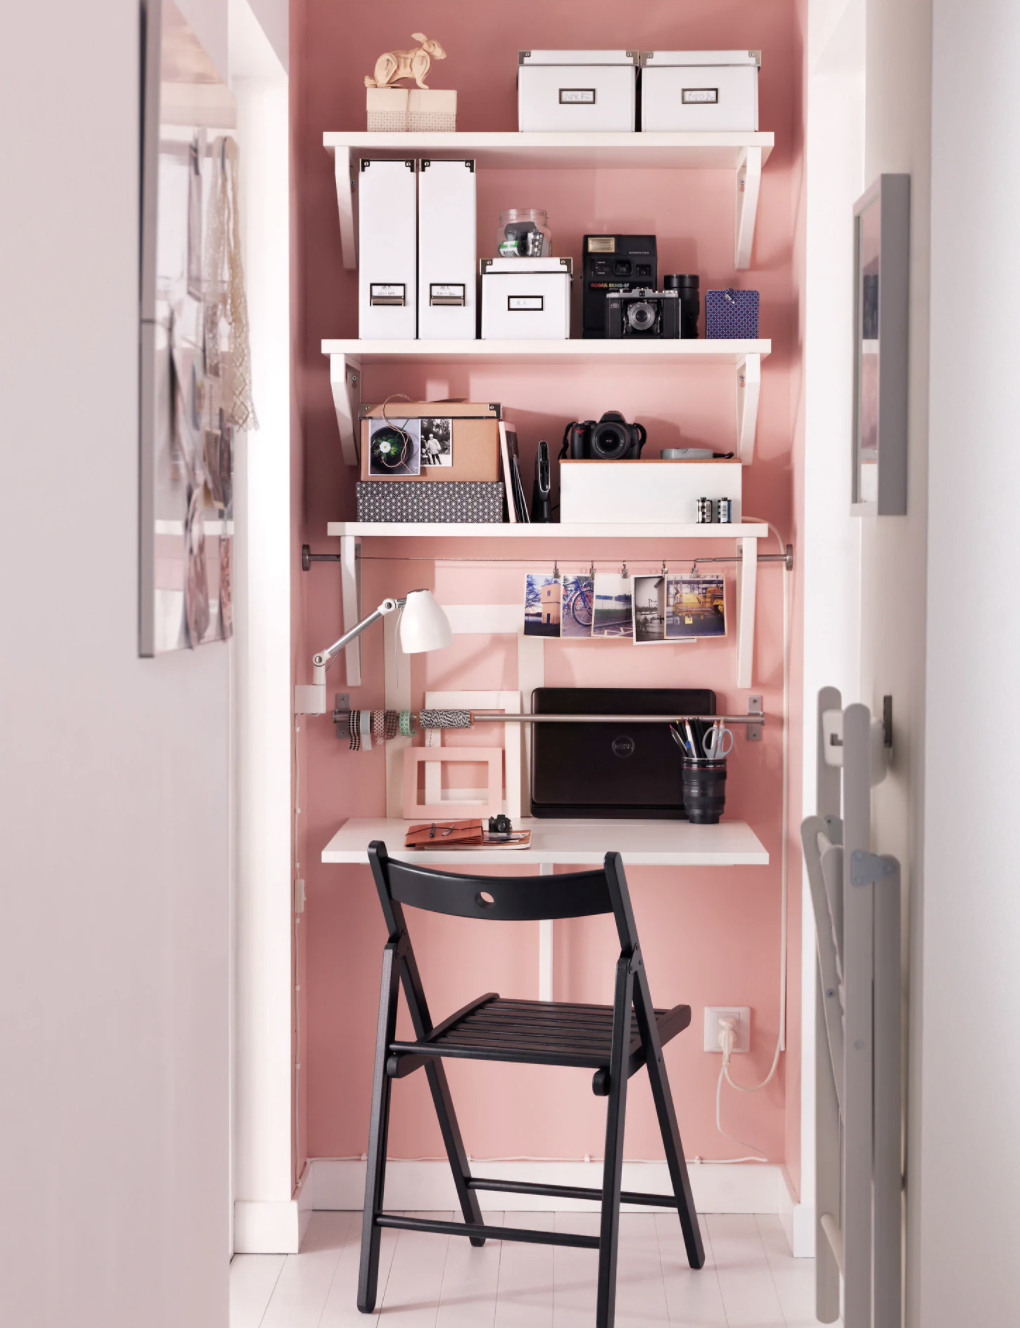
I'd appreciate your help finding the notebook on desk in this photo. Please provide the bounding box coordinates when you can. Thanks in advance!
[530,687,717,820]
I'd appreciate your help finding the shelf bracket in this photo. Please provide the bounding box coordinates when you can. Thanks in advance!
[736,352,762,463]
[735,145,763,270]
[329,353,362,467]
[333,145,357,270]
[735,536,759,689]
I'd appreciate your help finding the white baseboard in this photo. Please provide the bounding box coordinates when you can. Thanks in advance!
[233,1164,315,1254]
[778,1165,814,1257]
[309,1157,783,1216]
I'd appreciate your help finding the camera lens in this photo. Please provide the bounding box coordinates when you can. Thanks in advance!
[590,423,628,459]
[626,300,657,333]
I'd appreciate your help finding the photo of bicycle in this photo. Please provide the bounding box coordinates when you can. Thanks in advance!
[561,574,594,637]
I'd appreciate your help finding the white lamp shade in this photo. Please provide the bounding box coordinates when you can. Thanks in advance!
[399,590,453,654]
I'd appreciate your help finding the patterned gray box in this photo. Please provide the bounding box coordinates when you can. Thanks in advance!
[356,481,506,524]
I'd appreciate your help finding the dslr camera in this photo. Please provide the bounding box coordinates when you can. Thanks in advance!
[561,411,647,461]
[606,288,681,339]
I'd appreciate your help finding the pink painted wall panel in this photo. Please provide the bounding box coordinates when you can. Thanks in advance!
[294,0,804,1168]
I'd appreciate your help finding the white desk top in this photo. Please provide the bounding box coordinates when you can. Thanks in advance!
[321,818,769,868]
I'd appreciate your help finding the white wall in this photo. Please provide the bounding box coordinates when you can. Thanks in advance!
[0,0,288,1324]
[919,2,1020,1323]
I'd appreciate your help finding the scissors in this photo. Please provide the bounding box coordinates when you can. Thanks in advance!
[702,721,734,759]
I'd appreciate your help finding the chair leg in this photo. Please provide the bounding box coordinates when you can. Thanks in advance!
[425,1060,486,1246]
[358,943,400,1313]
[596,957,635,1328]
[632,964,705,1270]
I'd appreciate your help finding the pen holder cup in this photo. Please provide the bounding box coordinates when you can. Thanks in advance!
[681,757,727,825]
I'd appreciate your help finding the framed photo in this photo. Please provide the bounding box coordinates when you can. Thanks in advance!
[368,415,421,476]
[665,576,726,640]
[632,575,666,644]
[852,174,910,515]
[421,416,453,467]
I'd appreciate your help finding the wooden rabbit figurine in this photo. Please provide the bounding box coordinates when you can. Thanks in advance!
[365,33,447,89]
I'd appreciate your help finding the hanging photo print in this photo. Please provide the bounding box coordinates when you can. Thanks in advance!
[524,572,562,637]
[632,575,667,644]
[420,416,453,467]
[665,576,727,640]
[561,573,594,638]
[592,574,633,639]
[368,415,421,476]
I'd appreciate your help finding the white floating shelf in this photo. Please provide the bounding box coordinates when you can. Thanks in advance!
[320,337,769,366]
[324,130,773,271]
[321,816,770,868]
[323,340,767,467]
[326,521,763,540]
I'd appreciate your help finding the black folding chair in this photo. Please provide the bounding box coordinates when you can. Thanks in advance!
[359,842,705,1327]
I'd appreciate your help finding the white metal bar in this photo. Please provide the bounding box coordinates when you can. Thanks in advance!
[340,535,361,687]
[817,687,843,821]
[383,612,411,818]
[538,864,554,1002]
[820,1213,844,1276]
[735,536,758,688]
[841,704,874,1328]
[735,145,763,269]
[873,858,903,1328]
[329,353,361,467]
[736,353,761,462]
[333,144,357,270]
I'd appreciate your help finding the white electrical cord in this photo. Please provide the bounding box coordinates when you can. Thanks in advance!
[714,1020,768,1162]
[709,518,791,1154]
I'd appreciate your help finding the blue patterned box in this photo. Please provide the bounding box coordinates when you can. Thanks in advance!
[356,481,505,524]
[705,288,760,339]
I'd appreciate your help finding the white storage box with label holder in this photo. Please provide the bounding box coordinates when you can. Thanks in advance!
[517,51,639,132]
[559,459,742,525]
[640,51,760,132]
[480,257,572,340]
[418,158,477,340]
[358,158,417,338]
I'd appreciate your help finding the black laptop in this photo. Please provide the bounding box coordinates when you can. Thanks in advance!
[530,687,717,820]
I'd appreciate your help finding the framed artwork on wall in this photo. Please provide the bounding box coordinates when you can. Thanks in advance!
[852,173,910,516]
[139,0,256,655]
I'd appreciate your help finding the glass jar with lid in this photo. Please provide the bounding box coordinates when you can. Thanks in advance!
[496,208,553,258]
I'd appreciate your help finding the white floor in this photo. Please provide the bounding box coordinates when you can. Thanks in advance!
[231,1211,821,1327]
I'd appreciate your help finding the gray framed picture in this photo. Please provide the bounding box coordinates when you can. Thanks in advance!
[852,174,910,515]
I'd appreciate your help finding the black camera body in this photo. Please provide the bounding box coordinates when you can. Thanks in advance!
[582,234,658,339]
[605,288,681,339]
[561,411,647,462]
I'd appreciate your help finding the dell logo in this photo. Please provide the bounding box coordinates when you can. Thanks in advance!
[612,735,636,759]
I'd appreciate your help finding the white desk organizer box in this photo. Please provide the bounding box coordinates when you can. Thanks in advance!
[517,50,640,131]
[418,159,477,340]
[358,158,417,338]
[640,51,760,132]
[559,460,742,525]
[480,258,572,339]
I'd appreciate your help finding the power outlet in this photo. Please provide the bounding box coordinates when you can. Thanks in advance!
[704,1006,751,1053]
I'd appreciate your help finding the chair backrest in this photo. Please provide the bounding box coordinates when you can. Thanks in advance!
[367,841,640,955]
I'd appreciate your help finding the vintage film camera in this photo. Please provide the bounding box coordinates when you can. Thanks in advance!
[605,287,681,339]
[560,411,647,461]
[582,234,658,339]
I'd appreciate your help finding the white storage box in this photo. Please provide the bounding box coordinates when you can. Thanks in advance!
[418,159,476,340]
[358,158,417,338]
[518,51,639,132]
[559,460,742,525]
[640,51,760,132]
[480,258,572,340]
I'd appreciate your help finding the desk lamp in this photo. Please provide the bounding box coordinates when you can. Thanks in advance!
[295,589,452,715]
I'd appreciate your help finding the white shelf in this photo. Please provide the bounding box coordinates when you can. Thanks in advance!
[326,521,764,540]
[323,129,774,171]
[325,130,772,272]
[321,816,769,867]
[320,338,769,366]
[324,341,765,466]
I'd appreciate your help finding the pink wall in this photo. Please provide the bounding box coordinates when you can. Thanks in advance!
[293,0,804,1172]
